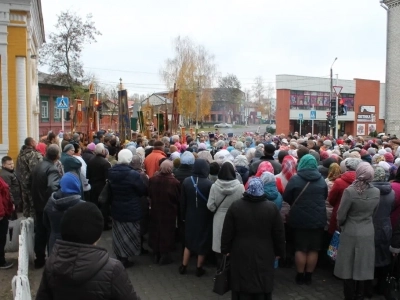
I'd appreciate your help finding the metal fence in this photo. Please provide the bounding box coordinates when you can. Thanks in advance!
[9,218,35,300]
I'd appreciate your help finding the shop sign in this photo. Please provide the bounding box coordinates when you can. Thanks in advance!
[357,113,376,122]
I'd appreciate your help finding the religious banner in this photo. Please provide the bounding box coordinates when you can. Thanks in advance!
[76,100,84,123]
[118,89,130,140]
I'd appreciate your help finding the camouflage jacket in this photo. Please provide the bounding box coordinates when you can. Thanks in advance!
[16,146,43,191]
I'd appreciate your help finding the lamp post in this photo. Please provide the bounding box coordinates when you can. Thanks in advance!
[330,57,337,137]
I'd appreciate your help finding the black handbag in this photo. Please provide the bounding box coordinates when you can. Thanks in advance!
[213,255,231,295]
[98,181,111,205]
[385,256,400,300]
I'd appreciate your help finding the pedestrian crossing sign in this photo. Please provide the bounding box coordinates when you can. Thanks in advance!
[310,110,316,120]
[56,97,69,109]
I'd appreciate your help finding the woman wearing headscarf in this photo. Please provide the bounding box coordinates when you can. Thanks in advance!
[108,149,147,268]
[391,167,400,228]
[334,162,380,300]
[261,171,283,210]
[327,158,362,235]
[283,154,327,285]
[148,160,181,265]
[173,151,195,184]
[245,161,274,189]
[130,154,150,254]
[275,155,297,194]
[207,162,244,258]
[367,166,395,296]
[234,155,250,186]
[221,178,285,300]
[179,159,213,277]
[324,163,341,233]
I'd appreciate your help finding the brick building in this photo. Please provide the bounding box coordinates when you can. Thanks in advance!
[275,75,385,136]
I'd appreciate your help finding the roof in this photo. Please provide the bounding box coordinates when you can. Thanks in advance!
[38,71,70,88]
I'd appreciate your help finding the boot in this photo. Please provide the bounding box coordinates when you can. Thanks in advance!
[295,272,304,285]
[159,253,173,265]
[304,272,312,285]
[343,279,355,300]
[355,280,365,300]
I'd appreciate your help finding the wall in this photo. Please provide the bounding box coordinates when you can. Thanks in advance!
[276,89,291,134]
[353,79,383,135]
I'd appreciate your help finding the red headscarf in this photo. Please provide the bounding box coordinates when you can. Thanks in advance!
[281,155,297,181]
[36,142,47,156]
[255,161,274,177]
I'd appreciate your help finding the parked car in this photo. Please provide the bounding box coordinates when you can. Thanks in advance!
[214,123,233,128]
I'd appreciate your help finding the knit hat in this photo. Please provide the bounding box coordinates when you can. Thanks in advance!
[61,202,103,245]
[180,151,195,165]
[378,149,387,155]
[384,152,394,163]
[198,143,207,150]
[323,140,332,147]
[60,172,81,195]
[234,155,249,168]
[345,158,362,171]
[264,143,276,155]
[246,177,264,196]
[118,149,133,164]
[87,143,95,151]
[260,171,275,184]
[63,144,74,153]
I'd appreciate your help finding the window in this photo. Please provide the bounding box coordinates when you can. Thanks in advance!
[289,90,354,111]
[54,107,61,121]
[41,101,48,119]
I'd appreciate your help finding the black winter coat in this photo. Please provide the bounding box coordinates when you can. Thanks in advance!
[108,164,146,223]
[249,155,281,176]
[371,181,395,267]
[82,149,95,165]
[36,240,140,300]
[173,164,193,184]
[181,159,213,255]
[283,168,327,229]
[31,158,61,212]
[221,194,285,294]
[236,166,249,186]
[87,155,111,204]
[43,191,83,254]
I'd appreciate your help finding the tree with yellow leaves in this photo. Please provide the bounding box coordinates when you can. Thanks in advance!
[160,36,217,125]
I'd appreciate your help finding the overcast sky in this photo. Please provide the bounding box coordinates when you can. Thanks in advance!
[40,0,387,96]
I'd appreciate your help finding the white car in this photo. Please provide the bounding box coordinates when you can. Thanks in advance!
[214,123,233,128]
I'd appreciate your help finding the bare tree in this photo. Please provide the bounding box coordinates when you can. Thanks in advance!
[160,36,217,123]
[252,76,265,103]
[39,11,101,98]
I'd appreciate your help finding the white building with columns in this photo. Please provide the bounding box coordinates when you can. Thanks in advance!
[0,0,45,159]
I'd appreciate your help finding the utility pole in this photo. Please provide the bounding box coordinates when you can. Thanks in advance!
[335,74,339,139]
[196,80,200,137]
[330,57,337,137]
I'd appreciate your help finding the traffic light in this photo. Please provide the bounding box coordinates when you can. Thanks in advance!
[326,112,331,122]
[330,99,336,117]
[97,100,102,112]
[338,98,347,116]
[99,113,103,119]
[95,100,99,107]
[65,111,71,121]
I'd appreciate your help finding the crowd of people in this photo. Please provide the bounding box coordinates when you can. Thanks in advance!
[1,129,400,299]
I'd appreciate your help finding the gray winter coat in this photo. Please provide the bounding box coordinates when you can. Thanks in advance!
[207,179,244,253]
[371,181,395,267]
[334,185,380,280]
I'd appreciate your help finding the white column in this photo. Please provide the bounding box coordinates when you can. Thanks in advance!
[16,57,28,150]
[0,5,9,158]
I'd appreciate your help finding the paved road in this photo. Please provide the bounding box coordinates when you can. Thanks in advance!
[98,231,384,300]
[199,125,265,136]
[1,229,385,300]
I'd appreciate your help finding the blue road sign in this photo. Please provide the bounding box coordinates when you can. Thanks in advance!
[299,113,303,120]
[310,110,316,120]
[56,97,69,109]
